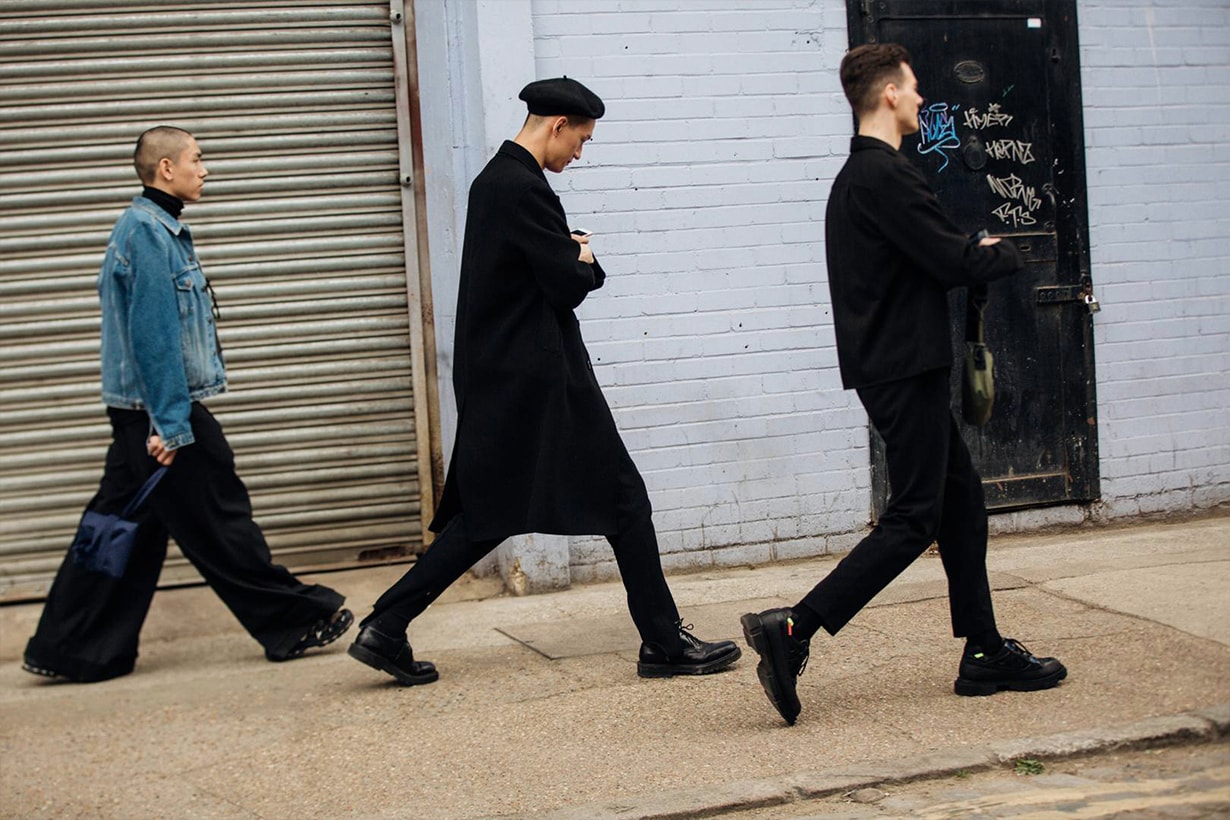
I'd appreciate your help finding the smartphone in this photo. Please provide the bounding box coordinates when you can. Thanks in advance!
[571,229,592,238]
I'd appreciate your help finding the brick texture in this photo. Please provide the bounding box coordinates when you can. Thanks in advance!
[525,0,1230,578]
[1079,0,1230,518]
[530,0,865,575]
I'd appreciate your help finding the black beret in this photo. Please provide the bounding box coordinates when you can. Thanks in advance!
[518,77,605,119]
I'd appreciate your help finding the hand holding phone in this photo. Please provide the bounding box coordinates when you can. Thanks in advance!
[571,229,593,262]
[971,228,999,247]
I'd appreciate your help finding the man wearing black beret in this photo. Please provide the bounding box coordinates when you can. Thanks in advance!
[349,77,741,685]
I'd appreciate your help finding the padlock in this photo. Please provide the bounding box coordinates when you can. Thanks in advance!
[1084,293,1101,314]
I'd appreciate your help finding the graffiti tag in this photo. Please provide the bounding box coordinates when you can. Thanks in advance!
[963,103,1014,130]
[991,202,1036,227]
[986,172,1041,227]
[917,102,961,172]
[985,139,1036,165]
[986,173,1041,209]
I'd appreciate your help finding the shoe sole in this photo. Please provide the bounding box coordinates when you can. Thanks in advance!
[636,644,742,678]
[348,643,439,686]
[21,662,73,683]
[740,613,801,725]
[954,666,1068,697]
[269,609,355,662]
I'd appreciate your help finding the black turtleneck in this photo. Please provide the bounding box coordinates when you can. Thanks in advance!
[142,186,184,219]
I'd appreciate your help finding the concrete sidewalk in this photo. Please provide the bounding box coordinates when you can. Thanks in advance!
[0,514,1227,819]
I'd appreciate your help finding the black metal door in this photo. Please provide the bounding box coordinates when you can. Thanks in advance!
[848,0,1099,512]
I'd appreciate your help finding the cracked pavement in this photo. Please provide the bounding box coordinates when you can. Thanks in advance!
[1,514,1226,818]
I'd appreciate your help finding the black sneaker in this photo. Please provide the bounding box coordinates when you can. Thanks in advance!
[954,638,1067,696]
[267,608,354,662]
[740,608,810,725]
[21,659,75,683]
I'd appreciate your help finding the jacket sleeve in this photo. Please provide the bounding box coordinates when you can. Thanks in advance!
[509,183,602,310]
[589,257,607,291]
[126,221,195,449]
[879,160,1024,288]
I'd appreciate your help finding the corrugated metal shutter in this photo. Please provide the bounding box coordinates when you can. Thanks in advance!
[0,1,431,601]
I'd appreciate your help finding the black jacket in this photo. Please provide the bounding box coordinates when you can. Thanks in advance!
[430,141,622,540]
[825,136,1024,389]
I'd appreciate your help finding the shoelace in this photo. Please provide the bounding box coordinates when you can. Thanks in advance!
[783,614,810,676]
[1003,638,1040,662]
[790,640,810,677]
[676,620,701,649]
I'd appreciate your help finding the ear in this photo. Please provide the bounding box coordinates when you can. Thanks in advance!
[157,156,175,180]
[551,115,568,136]
[884,82,899,108]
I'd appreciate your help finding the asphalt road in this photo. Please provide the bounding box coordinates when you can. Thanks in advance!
[717,739,1230,819]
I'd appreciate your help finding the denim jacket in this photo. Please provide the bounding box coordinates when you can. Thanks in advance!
[99,196,226,450]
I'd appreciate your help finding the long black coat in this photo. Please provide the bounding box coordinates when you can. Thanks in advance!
[430,141,623,541]
[825,136,1024,389]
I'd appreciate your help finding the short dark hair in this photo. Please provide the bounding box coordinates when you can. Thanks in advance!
[840,43,913,117]
[524,113,594,129]
[133,126,194,184]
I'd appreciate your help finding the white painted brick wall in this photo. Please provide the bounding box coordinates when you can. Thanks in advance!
[529,0,866,579]
[1079,0,1230,517]
[448,0,1230,583]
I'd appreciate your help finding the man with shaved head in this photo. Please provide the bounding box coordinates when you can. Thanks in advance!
[23,126,352,683]
[132,125,195,185]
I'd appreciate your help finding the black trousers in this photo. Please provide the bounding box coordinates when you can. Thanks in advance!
[800,367,997,638]
[363,444,684,650]
[25,405,344,681]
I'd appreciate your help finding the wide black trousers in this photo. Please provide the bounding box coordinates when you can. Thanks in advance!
[800,367,997,638]
[25,405,344,682]
[363,443,684,651]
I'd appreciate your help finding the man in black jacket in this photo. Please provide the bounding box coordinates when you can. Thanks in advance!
[742,44,1066,725]
[349,78,740,685]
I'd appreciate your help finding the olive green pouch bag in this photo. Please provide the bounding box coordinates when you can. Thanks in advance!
[962,284,994,427]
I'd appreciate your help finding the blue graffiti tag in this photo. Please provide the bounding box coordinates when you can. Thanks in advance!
[917,102,961,172]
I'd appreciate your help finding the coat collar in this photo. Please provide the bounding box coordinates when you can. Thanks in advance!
[850,134,900,156]
[132,195,187,236]
[498,140,547,181]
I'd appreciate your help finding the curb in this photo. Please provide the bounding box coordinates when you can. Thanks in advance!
[507,703,1230,820]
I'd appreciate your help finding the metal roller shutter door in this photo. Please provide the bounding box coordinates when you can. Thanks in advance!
[0,1,432,601]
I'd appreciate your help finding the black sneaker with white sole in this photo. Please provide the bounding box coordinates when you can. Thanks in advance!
[21,659,75,683]
[266,608,354,662]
